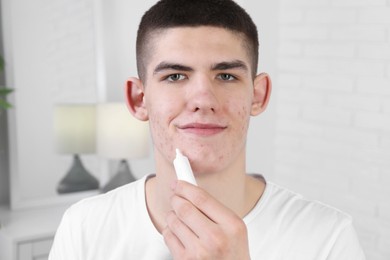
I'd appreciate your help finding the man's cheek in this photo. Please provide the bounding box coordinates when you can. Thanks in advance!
[150,116,175,158]
[239,105,251,132]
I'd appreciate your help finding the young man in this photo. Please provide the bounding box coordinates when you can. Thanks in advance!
[49,0,365,259]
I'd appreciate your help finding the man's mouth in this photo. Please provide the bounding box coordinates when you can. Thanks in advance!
[177,123,227,136]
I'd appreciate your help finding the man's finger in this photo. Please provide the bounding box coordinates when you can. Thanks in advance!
[170,194,216,239]
[162,223,185,257]
[165,209,199,251]
[172,181,240,225]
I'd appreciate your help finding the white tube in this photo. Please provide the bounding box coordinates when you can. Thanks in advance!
[173,149,197,186]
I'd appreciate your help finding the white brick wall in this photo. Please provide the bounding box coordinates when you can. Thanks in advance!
[43,0,97,104]
[1,0,99,207]
[275,1,390,259]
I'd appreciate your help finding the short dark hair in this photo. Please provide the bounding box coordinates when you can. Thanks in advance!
[136,0,259,81]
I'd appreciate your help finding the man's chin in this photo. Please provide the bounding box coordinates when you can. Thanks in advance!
[191,164,225,177]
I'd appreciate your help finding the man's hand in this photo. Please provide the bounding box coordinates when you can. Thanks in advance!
[162,181,251,260]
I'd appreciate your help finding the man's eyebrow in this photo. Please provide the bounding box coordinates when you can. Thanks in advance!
[153,62,194,75]
[211,60,249,71]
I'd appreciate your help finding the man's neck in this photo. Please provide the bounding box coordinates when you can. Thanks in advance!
[145,154,265,233]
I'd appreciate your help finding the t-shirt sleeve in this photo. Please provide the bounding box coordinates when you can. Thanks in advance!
[326,221,366,260]
[49,207,80,260]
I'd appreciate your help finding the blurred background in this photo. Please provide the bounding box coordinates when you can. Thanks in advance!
[0,0,389,259]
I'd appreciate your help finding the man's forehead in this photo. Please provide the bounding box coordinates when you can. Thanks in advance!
[145,27,251,67]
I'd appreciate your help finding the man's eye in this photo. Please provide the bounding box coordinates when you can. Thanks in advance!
[218,74,236,81]
[166,74,186,82]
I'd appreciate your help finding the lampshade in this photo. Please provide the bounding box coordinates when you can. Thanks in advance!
[97,103,149,159]
[53,104,96,154]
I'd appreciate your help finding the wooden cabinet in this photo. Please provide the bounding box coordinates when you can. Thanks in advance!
[0,205,69,260]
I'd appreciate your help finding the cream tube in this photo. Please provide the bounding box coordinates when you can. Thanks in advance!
[173,149,197,186]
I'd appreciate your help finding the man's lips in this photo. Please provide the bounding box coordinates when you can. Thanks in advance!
[177,123,227,136]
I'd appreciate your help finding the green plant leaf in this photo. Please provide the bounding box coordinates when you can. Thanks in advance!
[0,88,13,96]
[0,99,12,109]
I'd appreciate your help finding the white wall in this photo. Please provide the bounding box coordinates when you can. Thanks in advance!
[275,0,390,259]
[2,0,101,209]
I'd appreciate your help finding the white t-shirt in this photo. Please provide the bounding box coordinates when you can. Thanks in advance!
[49,174,365,260]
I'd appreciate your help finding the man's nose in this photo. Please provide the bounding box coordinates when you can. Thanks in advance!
[186,76,220,113]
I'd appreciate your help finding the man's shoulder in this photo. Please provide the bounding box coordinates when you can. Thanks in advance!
[65,176,146,220]
[265,181,352,231]
[246,180,366,259]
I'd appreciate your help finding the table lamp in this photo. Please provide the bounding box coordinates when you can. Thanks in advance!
[53,104,100,194]
[97,102,149,193]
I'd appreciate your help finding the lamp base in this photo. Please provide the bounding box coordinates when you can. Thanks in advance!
[101,159,136,193]
[57,154,100,194]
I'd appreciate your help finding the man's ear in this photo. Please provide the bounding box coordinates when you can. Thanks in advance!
[125,77,149,121]
[251,73,272,116]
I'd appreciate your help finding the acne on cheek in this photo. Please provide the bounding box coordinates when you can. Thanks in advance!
[150,113,174,160]
[235,104,248,118]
